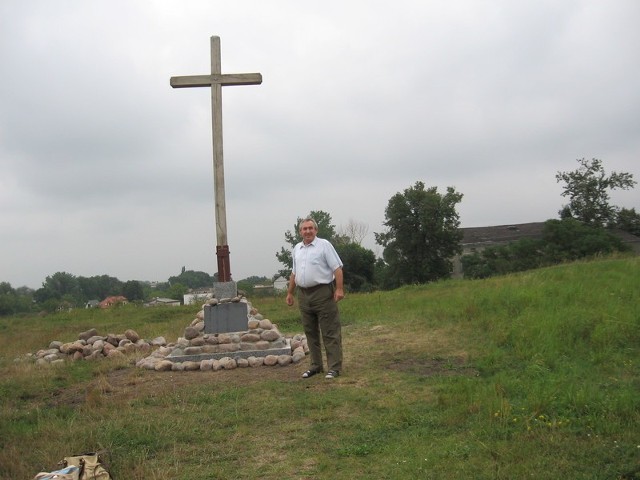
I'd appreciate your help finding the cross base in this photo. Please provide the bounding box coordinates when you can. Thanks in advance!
[212,281,238,301]
[216,244,231,282]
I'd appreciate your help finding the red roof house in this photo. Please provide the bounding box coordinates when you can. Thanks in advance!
[99,296,128,308]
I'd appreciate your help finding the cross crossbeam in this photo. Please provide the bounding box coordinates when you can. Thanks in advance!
[170,73,262,88]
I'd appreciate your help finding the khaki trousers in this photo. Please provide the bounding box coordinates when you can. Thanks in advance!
[298,283,343,373]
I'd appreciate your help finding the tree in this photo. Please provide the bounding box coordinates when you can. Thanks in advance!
[38,272,82,305]
[0,282,18,316]
[166,283,188,303]
[335,243,376,292]
[337,219,369,246]
[122,280,144,302]
[275,210,339,278]
[77,275,122,301]
[237,276,269,296]
[168,270,214,289]
[542,218,626,263]
[0,282,13,296]
[375,181,463,288]
[556,158,636,228]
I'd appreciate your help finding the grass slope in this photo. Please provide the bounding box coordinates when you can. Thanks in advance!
[1,256,638,479]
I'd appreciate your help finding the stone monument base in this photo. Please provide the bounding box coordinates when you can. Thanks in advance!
[166,339,292,363]
[136,298,306,369]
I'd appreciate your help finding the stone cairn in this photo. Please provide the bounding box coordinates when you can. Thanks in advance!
[18,297,309,373]
[20,327,159,366]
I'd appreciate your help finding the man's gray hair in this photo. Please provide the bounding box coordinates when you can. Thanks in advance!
[298,217,318,230]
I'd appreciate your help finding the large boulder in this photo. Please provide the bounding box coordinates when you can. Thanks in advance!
[125,329,141,343]
[184,326,200,340]
[78,328,98,341]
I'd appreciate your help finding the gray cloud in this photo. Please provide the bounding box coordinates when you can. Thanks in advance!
[1,0,638,289]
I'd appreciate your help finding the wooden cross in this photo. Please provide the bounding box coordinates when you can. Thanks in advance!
[170,36,262,282]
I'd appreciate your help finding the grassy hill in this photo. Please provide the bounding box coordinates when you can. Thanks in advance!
[1,256,638,479]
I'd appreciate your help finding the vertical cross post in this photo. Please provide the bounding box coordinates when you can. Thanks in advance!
[170,36,261,282]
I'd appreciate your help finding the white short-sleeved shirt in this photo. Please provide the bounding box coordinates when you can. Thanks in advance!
[292,237,343,288]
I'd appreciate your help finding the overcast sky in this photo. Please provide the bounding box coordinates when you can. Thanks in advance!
[1,1,638,289]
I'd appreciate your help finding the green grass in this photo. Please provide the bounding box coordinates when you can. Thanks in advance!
[1,256,639,479]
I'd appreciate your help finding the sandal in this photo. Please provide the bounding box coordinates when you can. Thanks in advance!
[301,369,321,378]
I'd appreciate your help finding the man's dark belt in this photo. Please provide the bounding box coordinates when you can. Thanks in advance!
[297,283,331,293]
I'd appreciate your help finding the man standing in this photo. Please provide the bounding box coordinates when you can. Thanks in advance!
[286,217,345,379]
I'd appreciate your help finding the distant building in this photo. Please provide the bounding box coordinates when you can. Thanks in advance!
[85,299,100,309]
[612,228,640,253]
[184,289,213,305]
[452,222,640,278]
[273,276,288,291]
[144,297,181,307]
[99,296,128,308]
[253,284,275,294]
